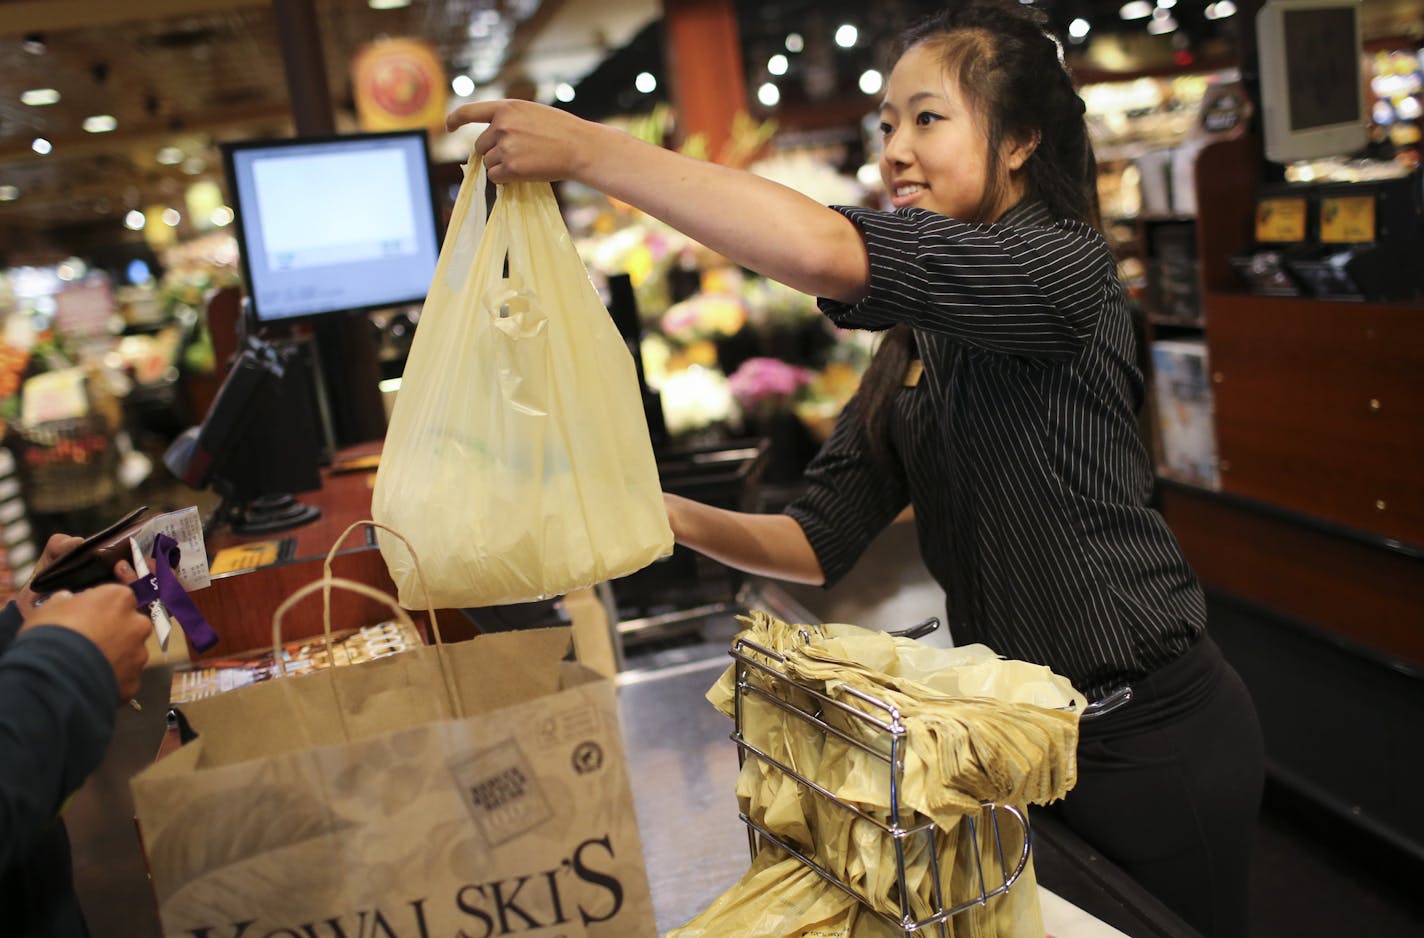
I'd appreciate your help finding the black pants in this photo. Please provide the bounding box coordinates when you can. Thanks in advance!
[1052,634,1264,938]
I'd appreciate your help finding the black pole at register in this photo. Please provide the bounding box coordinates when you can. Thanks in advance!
[269,0,388,446]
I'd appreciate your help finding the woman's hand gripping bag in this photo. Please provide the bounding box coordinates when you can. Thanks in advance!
[373,164,673,608]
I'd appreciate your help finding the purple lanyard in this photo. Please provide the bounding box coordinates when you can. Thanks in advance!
[129,533,218,653]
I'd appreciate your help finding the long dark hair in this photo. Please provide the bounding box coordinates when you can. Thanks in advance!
[854,0,1101,464]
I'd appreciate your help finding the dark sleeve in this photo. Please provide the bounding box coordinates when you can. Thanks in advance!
[0,600,20,651]
[818,207,1110,360]
[783,396,909,588]
[0,624,117,870]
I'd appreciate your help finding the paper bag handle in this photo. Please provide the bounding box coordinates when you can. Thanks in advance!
[270,576,465,726]
[319,520,463,720]
[322,520,441,645]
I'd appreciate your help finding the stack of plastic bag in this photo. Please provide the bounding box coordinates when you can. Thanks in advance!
[671,613,1085,938]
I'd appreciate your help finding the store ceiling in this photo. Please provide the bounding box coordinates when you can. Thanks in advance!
[0,0,657,250]
[0,0,1420,258]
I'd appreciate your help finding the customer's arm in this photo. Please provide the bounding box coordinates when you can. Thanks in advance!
[664,494,825,585]
[0,585,151,869]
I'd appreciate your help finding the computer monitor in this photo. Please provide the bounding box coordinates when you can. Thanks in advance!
[221,130,441,326]
[166,336,325,535]
[1256,0,1368,163]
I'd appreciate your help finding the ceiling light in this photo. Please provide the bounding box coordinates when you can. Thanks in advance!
[83,114,117,133]
[1069,18,1092,39]
[22,33,45,55]
[181,157,206,175]
[162,208,181,227]
[367,0,411,9]
[555,82,576,103]
[835,25,859,49]
[211,206,234,227]
[20,88,60,106]
[757,82,780,107]
[768,54,789,76]
[451,74,475,97]
[1157,0,1177,7]
[1119,1,1152,19]
[635,72,657,94]
[32,138,52,155]
[124,210,146,230]
[0,186,19,202]
[156,146,184,165]
[785,33,804,53]
[1204,0,1237,18]
[859,69,883,95]
[1147,11,1179,33]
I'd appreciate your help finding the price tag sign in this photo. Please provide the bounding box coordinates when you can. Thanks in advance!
[1319,195,1376,243]
[1255,197,1308,243]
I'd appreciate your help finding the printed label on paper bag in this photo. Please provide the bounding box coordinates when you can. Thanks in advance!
[450,739,554,846]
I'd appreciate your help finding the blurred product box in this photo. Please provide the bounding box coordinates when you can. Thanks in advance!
[1151,340,1219,489]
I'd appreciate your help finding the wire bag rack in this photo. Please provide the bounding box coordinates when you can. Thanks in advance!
[729,633,1032,938]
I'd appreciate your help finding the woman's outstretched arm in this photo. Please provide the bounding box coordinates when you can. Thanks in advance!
[446,99,870,304]
[664,493,825,586]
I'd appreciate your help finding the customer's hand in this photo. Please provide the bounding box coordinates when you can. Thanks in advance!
[16,532,138,620]
[20,585,151,704]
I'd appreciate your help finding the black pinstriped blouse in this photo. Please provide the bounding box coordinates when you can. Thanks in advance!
[785,199,1204,700]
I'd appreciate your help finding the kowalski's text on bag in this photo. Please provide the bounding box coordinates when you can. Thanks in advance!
[182,833,622,938]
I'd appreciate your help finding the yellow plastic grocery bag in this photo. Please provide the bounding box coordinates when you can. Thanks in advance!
[373,163,673,608]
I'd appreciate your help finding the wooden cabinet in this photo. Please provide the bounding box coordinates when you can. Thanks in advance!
[1153,135,1424,860]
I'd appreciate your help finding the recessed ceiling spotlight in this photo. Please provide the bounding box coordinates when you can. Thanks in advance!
[156,146,184,165]
[32,138,52,155]
[757,82,780,107]
[22,33,46,55]
[835,25,859,49]
[1119,1,1153,19]
[368,0,411,9]
[0,186,19,202]
[451,74,475,97]
[20,88,60,106]
[785,33,804,53]
[83,114,118,133]
[1069,18,1092,39]
[211,206,234,227]
[1147,10,1179,33]
[635,72,657,94]
[555,82,576,103]
[768,54,789,76]
[124,210,146,230]
[162,208,182,227]
[859,69,883,95]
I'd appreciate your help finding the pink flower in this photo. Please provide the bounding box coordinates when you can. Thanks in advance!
[727,357,814,408]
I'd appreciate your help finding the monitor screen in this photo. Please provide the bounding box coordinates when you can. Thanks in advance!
[1256,0,1366,163]
[222,131,441,325]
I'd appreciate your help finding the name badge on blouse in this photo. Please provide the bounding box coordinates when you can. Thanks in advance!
[903,360,924,387]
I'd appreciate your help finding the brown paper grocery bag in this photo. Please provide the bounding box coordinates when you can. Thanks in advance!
[131,573,656,938]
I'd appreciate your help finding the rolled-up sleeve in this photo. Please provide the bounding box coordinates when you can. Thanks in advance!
[784,397,909,587]
[819,206,1108,360]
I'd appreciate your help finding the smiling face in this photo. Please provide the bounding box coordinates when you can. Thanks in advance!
[878,41,1032,223]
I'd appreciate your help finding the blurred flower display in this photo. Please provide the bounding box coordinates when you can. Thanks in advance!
[727,356,815,413]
